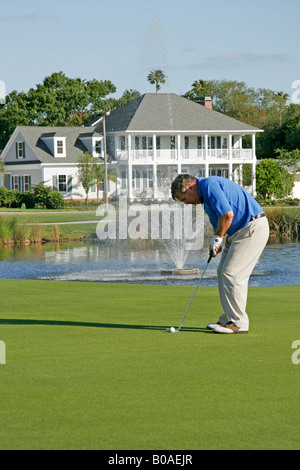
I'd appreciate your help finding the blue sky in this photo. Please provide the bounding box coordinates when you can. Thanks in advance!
[0,0,299,100]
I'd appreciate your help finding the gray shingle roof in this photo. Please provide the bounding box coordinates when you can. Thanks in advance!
[6,126,102,164]
[95,93,262,133]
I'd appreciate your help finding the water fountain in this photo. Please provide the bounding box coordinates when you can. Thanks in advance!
[157,202,204,276]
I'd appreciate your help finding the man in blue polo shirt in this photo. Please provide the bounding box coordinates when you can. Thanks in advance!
[171,174,269,334]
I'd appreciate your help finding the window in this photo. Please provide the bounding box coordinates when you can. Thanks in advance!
[142,169,153,189]
[132,170,141,189]
[95,140,102,154]
[135,137,140,150]
[170,136,175,150]
[57,140,64,154]
[121,171,127,189]
[222,169,229,178]
[120,136,126,151]
[184,136,189,150]
[58,175,67,192]
[24,175,31,191]
[209,168,229,178]
[142,137,147,150]
[12,176,19,190]
[197,137,204,149]
[16,142,25,159]
[156,136,161,150]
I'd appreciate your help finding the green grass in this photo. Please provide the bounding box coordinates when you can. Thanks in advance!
[0,211,98,224]
[0,280,299,450]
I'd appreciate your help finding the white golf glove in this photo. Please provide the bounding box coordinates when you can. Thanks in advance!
[209,235,224,257]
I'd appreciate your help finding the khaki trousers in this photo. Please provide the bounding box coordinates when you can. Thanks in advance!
[217,216,269,330]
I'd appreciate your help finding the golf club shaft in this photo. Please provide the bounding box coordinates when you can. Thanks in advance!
[177,254,212,331]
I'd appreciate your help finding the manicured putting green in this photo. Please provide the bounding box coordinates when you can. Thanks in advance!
[0,279,299,449]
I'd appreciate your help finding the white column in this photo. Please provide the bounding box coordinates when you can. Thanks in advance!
[204,135,209,177]
[177,134,181,174]
[177,134,181,162]
[252,133,257,196]
[127,134,133,200]
[153,134,158,199]
[228,133,233,181]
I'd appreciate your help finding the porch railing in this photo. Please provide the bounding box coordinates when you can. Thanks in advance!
[115,148,254,162]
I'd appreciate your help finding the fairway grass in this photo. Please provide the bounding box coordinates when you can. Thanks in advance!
[0,280,299,450]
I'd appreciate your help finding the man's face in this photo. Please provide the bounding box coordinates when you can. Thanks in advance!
[175,184,200,205]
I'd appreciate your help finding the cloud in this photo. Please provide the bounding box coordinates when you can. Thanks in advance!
[165,52,290,73]
[0,11,57,22]
[197,52,289,69]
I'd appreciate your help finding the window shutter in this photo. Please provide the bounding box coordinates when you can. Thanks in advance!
[16,143,18,159]
[67,176,72,193]
[53,175,58,191]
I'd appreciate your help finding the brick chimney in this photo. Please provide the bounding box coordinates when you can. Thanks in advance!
[196,96,212,110]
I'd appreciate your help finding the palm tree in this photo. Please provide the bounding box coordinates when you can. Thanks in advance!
[92,162,117,203]
[147,70,167,93]
[275,91,289,127]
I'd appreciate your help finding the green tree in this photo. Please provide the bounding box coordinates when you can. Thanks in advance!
[0,72,117,149]
[275,148,300,198]
[77,152,95,206]
[274,91,289,127]
[92,161,117,203]
[147,70,167,92]
[183,79,300,157]
[281,103,300,151]
[116,89,141,107]
[256,159,283,199]
[183,80,212,101]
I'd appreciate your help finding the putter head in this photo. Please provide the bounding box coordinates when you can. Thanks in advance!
[167,327,178,333]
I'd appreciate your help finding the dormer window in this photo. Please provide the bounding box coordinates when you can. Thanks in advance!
[95,140,102,155]
[57,140,64,154]
[54,137,66,157]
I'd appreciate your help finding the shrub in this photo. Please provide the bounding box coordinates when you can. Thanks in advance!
[0,187,9,207]
[18,191,35,209]
[47,191,64,209]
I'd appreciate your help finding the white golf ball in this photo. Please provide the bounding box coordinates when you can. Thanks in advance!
[168,327,176,333]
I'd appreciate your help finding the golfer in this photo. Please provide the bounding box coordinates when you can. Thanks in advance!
[171,174,269,334]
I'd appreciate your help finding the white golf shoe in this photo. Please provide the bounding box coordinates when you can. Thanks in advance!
[206,313,228,330]
[212,322,248,334]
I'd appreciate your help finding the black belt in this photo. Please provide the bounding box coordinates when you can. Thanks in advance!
[250,213,266,221]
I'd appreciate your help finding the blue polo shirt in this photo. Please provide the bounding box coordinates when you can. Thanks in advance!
[198,177,264,237]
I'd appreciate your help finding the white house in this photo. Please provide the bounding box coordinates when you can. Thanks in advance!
[0,93,263,201]
[0,126,105,200]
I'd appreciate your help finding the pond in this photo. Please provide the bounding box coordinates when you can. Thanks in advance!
[0,239,298,287]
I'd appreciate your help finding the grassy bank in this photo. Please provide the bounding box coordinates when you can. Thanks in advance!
[264,207,300,238]
[0,280,299,450]
[0,213,98,244]
[0,206,299,245]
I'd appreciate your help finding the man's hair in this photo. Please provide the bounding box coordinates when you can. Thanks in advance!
[171,174,197,200]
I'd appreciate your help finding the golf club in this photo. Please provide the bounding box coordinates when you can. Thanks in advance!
[167,253,213,333]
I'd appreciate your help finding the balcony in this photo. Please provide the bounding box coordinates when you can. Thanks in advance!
[115,148,254,164]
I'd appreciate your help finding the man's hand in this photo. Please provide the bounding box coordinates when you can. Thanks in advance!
[209,235,224,257]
